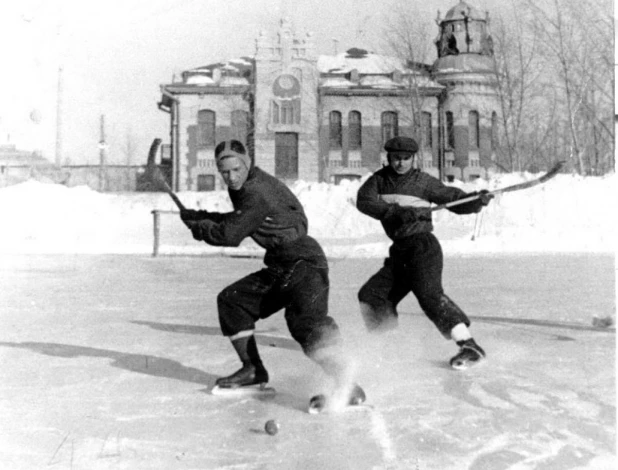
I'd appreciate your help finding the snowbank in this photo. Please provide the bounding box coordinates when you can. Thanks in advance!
[0,172,615,257]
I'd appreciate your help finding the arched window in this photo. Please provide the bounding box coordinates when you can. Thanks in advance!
[348,111,362,150]
[446,111,455,149]
[469,110,479,148]
[329,111,342,149]
[421,112,432,148]
[291,67,303,82]
[231,110,250,144]
[381,111,398,144]
[197,110,216,149]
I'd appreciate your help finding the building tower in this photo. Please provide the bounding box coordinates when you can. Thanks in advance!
[432,0,500,180]
[254,18,320,182]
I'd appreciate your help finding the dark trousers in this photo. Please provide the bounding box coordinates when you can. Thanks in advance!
[358,232,470,336]
[217,260,340,355]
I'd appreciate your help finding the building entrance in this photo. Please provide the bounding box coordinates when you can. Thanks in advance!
[274,132,298,180]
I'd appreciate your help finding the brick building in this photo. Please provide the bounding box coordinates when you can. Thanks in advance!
[158,1,500,191]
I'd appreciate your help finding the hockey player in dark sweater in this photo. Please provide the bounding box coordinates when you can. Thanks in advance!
[356,136,493,370]
[181,140,364,408]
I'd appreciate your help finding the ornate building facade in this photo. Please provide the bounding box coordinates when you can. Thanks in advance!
[158,1,500,191]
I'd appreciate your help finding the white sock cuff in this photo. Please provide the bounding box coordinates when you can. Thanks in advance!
[229,330,254,341]
[450,323,472,343]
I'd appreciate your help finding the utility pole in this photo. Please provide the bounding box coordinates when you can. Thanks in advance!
[98,114,107,191]
[55,67,64,166]
[55,2,65,167]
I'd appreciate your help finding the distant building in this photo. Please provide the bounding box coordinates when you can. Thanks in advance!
[0,144,54,187]
[158,0,500,191]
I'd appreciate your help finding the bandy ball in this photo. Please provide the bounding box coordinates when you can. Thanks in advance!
[265,419,279,435]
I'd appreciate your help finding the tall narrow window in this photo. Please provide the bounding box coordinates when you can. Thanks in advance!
[281,103,292,125]
[197,110,216,149]
[381,111,398,144]
[348,111,362,150]
[272,100,301,125]
[272,102,280,124]
[421,112,432,148]
[491,111,498,151]
[469,110,479,148]
[329,111,342,149]
[231,110,250,144]
[446,111,455,149]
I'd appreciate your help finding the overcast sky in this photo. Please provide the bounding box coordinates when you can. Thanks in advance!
[2,0,506,165]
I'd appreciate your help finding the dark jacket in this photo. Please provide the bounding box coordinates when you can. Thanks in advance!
[357,167,483,241]
[187,167,325,266]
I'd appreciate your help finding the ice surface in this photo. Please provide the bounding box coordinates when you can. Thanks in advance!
[0,254,614,469]
[0,172,615,468]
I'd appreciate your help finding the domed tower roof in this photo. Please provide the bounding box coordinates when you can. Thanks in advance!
[444,1,485,21]
[432,0,495,79]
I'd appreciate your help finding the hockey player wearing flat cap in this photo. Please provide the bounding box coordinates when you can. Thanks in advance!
[180,139,364,408]
[356,136,493,370]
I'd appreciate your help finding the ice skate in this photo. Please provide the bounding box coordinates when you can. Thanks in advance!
[211,334,274,396]
[211,364,274,396]
[214,363,269,388]
[450,338,485,370]
[308,383,367,414]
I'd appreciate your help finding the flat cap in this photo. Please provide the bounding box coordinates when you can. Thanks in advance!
[384,136,419,154]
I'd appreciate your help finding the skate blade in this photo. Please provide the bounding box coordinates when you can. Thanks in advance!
[308,402,373,414]
[211,384,275,397]
[451,358,484,371]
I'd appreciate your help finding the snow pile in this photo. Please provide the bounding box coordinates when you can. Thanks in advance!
[0,172,615,257]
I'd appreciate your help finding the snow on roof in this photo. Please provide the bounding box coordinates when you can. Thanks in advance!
[228,57,254,66]
[219,76,250,86]
[317,48,406,74]
[358,76,399,89]
[185,75,216,85]
[320,77,355,88]
[318,48,444,90]
[183,56,254,84]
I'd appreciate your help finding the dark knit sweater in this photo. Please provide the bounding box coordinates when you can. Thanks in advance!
[188,167,325,266]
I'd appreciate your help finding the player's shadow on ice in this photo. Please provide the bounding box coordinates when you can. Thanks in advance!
[0,341,311,413]
[130,320,301,351]
[0,341,217,387]
[470,315,616,337]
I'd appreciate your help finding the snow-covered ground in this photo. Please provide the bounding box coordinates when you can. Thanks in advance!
[0,171,615,257]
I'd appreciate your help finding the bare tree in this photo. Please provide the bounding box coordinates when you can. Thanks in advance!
[491,4,548,172]
[381,6,435,158]
[523,0,613,175]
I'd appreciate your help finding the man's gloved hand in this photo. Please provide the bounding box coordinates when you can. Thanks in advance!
[180,209,202,223]
[188,220,209,241]
[475,189,494,206]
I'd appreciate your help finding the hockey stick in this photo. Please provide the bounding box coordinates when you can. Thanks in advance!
[144,138,186,211]
[431,161,565,212]
[151,166,186,211]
